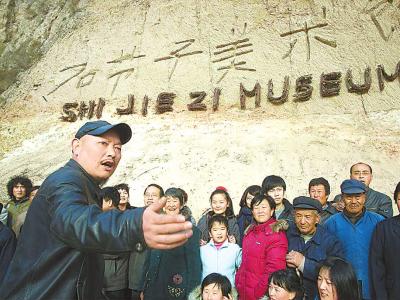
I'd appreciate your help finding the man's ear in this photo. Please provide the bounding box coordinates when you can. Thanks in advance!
[71,138,80,158]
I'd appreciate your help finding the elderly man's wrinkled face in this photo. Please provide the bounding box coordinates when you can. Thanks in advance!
[351,164,372,187]
[144,186,162,206]
[294,209,320,235]
[72,130,122,182]
[343,193,366,217]
[13,183,27,201]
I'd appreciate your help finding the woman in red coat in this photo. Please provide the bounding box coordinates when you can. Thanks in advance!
[235,193,288,300]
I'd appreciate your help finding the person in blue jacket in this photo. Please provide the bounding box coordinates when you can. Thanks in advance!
[285,196,344,300]
[325,179,384,300]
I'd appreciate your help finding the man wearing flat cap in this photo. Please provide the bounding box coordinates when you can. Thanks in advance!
[286,196,344,300]
[0,120,193,300]
[325,179,384,300]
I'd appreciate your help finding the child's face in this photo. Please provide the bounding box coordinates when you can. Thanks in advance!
[211,194,229,215]
[209,222,228,243]
[164,196,181,215]
[202,283,225,300]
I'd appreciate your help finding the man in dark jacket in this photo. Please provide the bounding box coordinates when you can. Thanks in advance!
[286,196,344,300]
[333,162,393,218]
[262,175,294,222]
[0,120,193,300]
[369,182,400,300]
[308,177,338,224]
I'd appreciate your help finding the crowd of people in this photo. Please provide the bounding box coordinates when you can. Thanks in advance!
[0,120,398,300]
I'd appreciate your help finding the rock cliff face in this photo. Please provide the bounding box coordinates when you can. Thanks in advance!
[1,0,399,216]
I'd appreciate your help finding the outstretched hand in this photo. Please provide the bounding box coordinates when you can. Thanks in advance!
[142,197,193,249]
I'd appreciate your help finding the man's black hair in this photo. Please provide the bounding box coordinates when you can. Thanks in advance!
[144,183,164,197]
[114,183,130,195]
[7,175,33,201]
[262,175,286,192]
[350,162,372,174]
[100,187,120,208]
[308,177,331,196]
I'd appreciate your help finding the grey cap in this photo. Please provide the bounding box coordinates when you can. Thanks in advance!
[293,196,322,212]
[75,120,132,145]
[340,179,366,194]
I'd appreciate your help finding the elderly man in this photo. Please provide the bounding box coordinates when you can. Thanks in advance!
[286,196,343,300]
[369,181,400,300]
[308,177,338,224]
[333,162,392,218]
[0,120,192,300]
[326,179,384,300]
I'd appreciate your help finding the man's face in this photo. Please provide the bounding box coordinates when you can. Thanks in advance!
[294,209,320,235]
[267,186,284,206]
[351,163,372,187]
[209,222,228,244]
[343,193,366,217]
[72,130,122,182]
[13,183,27,201]
[309,184,328,206]
[118,189,129,204]
[144,186,161,206]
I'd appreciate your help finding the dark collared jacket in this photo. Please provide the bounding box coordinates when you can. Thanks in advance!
[370,215,400,300]
[286,223,344,300]
[0,160,146,300]
[319,202,338,225]
[277,198,294,222]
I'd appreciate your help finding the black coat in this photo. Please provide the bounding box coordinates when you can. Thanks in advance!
[369,215,400,300]
[286,223,344,300]
[144,227,202,299]
[0,159,146,300]
[0,222,16,285]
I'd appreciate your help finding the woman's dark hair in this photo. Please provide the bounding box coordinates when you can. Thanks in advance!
[308,177,331,196]
[239,185,262,208]
[100,187,120,208]
[318,257,361,300]
[201,273,232,297]
[7,175,33,200]
[165,188,184,206]
[394,182,400,203]
[268,268,304,300]
[250,193,276,211]
[144,183,164,197]
[178,188,188,204]
[262,175,286,192]
[208,214,229,232]
[209,189,235,217]
[115,183,130,195]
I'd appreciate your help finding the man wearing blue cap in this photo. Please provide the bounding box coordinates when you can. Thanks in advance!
[325,179,384,300]
[0,120,193,300]
[286,196,344,300]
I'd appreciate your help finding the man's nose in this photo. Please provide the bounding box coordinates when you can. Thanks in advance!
[106,145,116,157]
